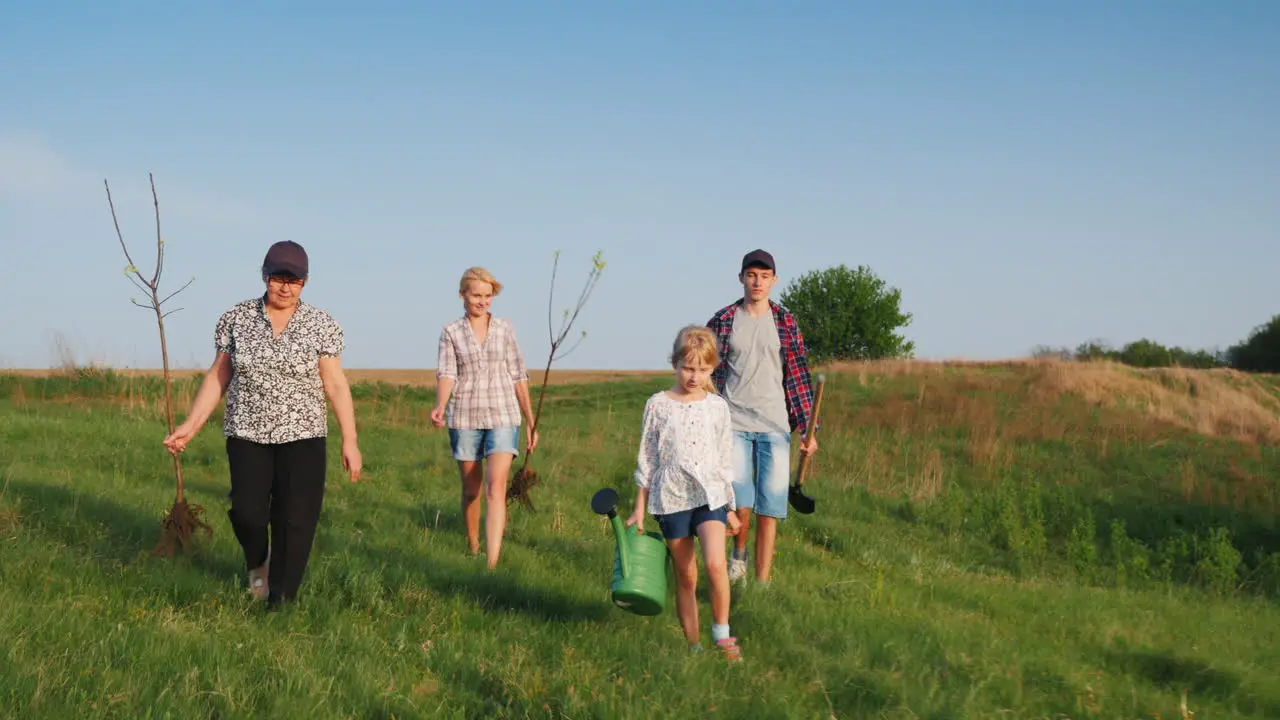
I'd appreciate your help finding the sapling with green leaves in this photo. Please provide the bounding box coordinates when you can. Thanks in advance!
[507,249,606,511]
[104,174,211,556]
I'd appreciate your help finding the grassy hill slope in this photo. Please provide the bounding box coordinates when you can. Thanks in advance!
[1,360,1278,718]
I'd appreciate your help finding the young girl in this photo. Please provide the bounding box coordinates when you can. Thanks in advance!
[626,325,743,661]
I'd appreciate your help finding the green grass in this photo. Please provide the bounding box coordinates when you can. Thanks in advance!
[2,365,1280,718]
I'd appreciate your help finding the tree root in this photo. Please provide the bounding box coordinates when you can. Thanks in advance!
[153,498,213,557]
[506,468,541,513]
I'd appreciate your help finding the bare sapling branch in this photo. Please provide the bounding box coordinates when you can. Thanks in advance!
[508,250,607,511]
[104,173,210,556]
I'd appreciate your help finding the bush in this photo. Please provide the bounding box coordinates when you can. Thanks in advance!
[1117,339,1174,368]
[1034,338,1223,369]
[1168,346,1220,369]
[778,264,914,364]
[1226,314,1280,373]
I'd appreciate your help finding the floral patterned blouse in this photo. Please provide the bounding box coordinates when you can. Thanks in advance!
[214,296,345,445]
[633,390,736,516]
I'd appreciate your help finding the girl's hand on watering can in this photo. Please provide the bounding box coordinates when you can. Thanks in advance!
[625,510,644,534]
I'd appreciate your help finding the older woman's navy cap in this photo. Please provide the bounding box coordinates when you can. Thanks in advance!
[263,240,309,278]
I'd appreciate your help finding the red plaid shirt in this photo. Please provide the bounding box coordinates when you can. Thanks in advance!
[706,299,816,435]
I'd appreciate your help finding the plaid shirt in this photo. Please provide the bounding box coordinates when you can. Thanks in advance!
[707,299,816,435]
[437,315,529,430]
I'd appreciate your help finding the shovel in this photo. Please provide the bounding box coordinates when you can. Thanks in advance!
[788,373,827,514]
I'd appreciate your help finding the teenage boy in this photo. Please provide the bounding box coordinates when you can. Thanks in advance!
[706,249,818,585]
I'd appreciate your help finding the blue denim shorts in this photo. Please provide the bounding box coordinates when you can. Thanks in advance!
[732,431,792,519]
[448,426,520,461]
[655,504,729,540]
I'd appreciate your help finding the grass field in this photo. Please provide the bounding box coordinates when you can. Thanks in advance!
[2,361,1279,718]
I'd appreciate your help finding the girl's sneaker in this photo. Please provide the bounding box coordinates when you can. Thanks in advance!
[716,637,743,662]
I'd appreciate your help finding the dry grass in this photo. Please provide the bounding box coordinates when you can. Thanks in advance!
[13,360,1279,449]
[0,506,18,535]
[834,370,1035,448]
[23,376,199,419]
[0,469,15,536]
[966,420,1011,471]
[827,357,1047,382]
[4,367,669,387]
[1034,360,1280,445]
[812,358,1280,506]
[826,357,1280,446]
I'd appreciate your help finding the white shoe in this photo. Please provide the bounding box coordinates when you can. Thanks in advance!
[728,556,747,584]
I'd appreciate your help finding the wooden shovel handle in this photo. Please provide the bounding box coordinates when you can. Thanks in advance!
[793,376,826,487]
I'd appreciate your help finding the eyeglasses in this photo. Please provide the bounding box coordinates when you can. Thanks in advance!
[268,275,305,287]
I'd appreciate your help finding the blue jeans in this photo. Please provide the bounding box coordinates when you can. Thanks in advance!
[448,426,520,462]
[732,431,791,519]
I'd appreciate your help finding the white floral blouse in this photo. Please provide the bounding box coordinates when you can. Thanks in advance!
[633,391,736,516]
[214,296,345,445]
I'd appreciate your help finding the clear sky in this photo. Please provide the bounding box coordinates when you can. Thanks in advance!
[2,1,1277,370]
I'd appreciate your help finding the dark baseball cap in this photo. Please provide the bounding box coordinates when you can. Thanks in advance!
[740,249,776,273]
[262,240,309,278]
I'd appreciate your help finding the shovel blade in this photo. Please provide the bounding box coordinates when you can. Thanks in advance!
[788,485,816,514]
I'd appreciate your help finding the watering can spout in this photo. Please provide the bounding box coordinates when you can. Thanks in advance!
[609,514,632,579]
[592,487,634,579]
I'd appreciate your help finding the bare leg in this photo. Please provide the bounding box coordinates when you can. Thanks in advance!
[458,461,483,554]
[697,520,730,626]
[668,536,700,645]
[483,451,515,569]
[754,515,779,583]
[733,508,752,553]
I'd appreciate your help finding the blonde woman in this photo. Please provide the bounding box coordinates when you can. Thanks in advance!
[431,267,538,569]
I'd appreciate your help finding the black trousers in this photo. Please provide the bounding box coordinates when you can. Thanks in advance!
[225,436,327,603]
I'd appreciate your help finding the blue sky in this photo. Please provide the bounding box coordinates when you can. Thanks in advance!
[2,1,1277,370]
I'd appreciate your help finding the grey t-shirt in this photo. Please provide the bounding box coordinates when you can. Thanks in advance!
[723,309,791,435]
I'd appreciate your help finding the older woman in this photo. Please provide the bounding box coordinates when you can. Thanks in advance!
[430,266,538,570]
[163,240,362,608]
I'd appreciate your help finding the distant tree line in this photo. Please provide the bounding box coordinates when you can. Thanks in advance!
[774,261,1280,376]
[1032,314,1280,373]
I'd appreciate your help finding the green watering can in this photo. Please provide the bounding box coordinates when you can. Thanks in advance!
[591,487,669,616]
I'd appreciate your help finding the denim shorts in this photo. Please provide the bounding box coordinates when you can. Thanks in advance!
[448,426,520,461]
[732,431,792,519]
[655,504,729,540]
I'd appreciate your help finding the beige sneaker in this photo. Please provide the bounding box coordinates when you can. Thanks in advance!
[728,556,747,584]
[248,551,270,601]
